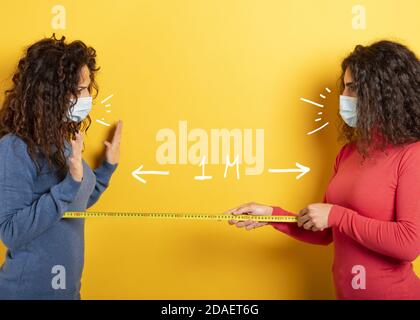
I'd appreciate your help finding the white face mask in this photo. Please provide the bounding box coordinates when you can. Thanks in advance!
[67,96,93,122]
[339,95,358,127]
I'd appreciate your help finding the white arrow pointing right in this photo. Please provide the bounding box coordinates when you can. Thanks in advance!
[268,162,311,180]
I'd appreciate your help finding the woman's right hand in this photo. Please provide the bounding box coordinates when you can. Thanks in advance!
[69,132,83,182]
[224,202,273,231]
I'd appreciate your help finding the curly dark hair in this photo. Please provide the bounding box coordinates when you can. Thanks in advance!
[338,40,420,157]
[0,34,99,177]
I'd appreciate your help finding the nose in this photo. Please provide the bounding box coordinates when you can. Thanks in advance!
[342,87,351,97]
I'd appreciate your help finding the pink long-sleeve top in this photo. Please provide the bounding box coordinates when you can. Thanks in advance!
[270,139,420,299]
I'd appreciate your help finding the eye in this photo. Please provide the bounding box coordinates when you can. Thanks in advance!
[345,83,355,91]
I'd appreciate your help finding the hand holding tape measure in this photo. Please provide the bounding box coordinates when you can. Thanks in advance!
[224,202,287,230]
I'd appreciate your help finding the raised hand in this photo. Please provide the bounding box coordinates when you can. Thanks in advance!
[104,120,123,165]
[69,131,84,182]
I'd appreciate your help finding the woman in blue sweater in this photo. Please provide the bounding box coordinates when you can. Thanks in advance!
[0,35,122,299]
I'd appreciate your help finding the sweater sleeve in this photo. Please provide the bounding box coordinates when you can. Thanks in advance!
[327,143,420,262]
[268,145,348,246]
[270,203,333,246]
[0,136,82,250]
[87,160,118,209]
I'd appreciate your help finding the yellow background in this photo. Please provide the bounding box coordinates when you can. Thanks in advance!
[0,0,419,299]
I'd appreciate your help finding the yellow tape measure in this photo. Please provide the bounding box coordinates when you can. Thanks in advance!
[63,211,297,223]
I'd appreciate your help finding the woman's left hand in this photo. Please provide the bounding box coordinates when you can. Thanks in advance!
[104,120,123,165]
[297,203,333,232]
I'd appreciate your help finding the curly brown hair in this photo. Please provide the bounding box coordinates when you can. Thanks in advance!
[0,34,99,177]
[339,40,420,157]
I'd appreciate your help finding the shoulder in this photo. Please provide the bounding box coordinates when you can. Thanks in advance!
[399,140,420,158]
[0,133,37,172]
[0,133,30,156]
[336,142,354,162]
[397,140,420,175]
[330,143,353,173]
[403,140,420,151]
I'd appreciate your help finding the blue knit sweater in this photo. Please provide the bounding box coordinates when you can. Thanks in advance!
[0,133,117,299]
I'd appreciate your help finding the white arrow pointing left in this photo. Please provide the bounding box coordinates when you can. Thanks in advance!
[131,165,170,184]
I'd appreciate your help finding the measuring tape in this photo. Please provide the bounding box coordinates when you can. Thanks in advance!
[63,211,297,223]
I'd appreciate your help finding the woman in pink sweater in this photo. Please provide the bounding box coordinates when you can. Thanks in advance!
[226,40,420,300]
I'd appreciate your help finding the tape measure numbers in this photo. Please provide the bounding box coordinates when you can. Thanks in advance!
[63,211,297,223]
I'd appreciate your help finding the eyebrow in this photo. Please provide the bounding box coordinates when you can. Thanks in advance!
[345,82,354,87]
[78,85,89,90]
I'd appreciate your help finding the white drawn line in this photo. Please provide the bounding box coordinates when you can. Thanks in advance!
[325,87,331,93]
[105,104,111,108]
[268,162,311,180]
[300,97,324,108]
[315,118,322,122]
[307,122,329,135]
[318,112,323,115]
[101,94,114,104]
[194,156,213,181]
[194,176,213,181]
[320,94,326,99]
[96,119,111,127]
[139,171,169,174]
[132,165,170,184]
